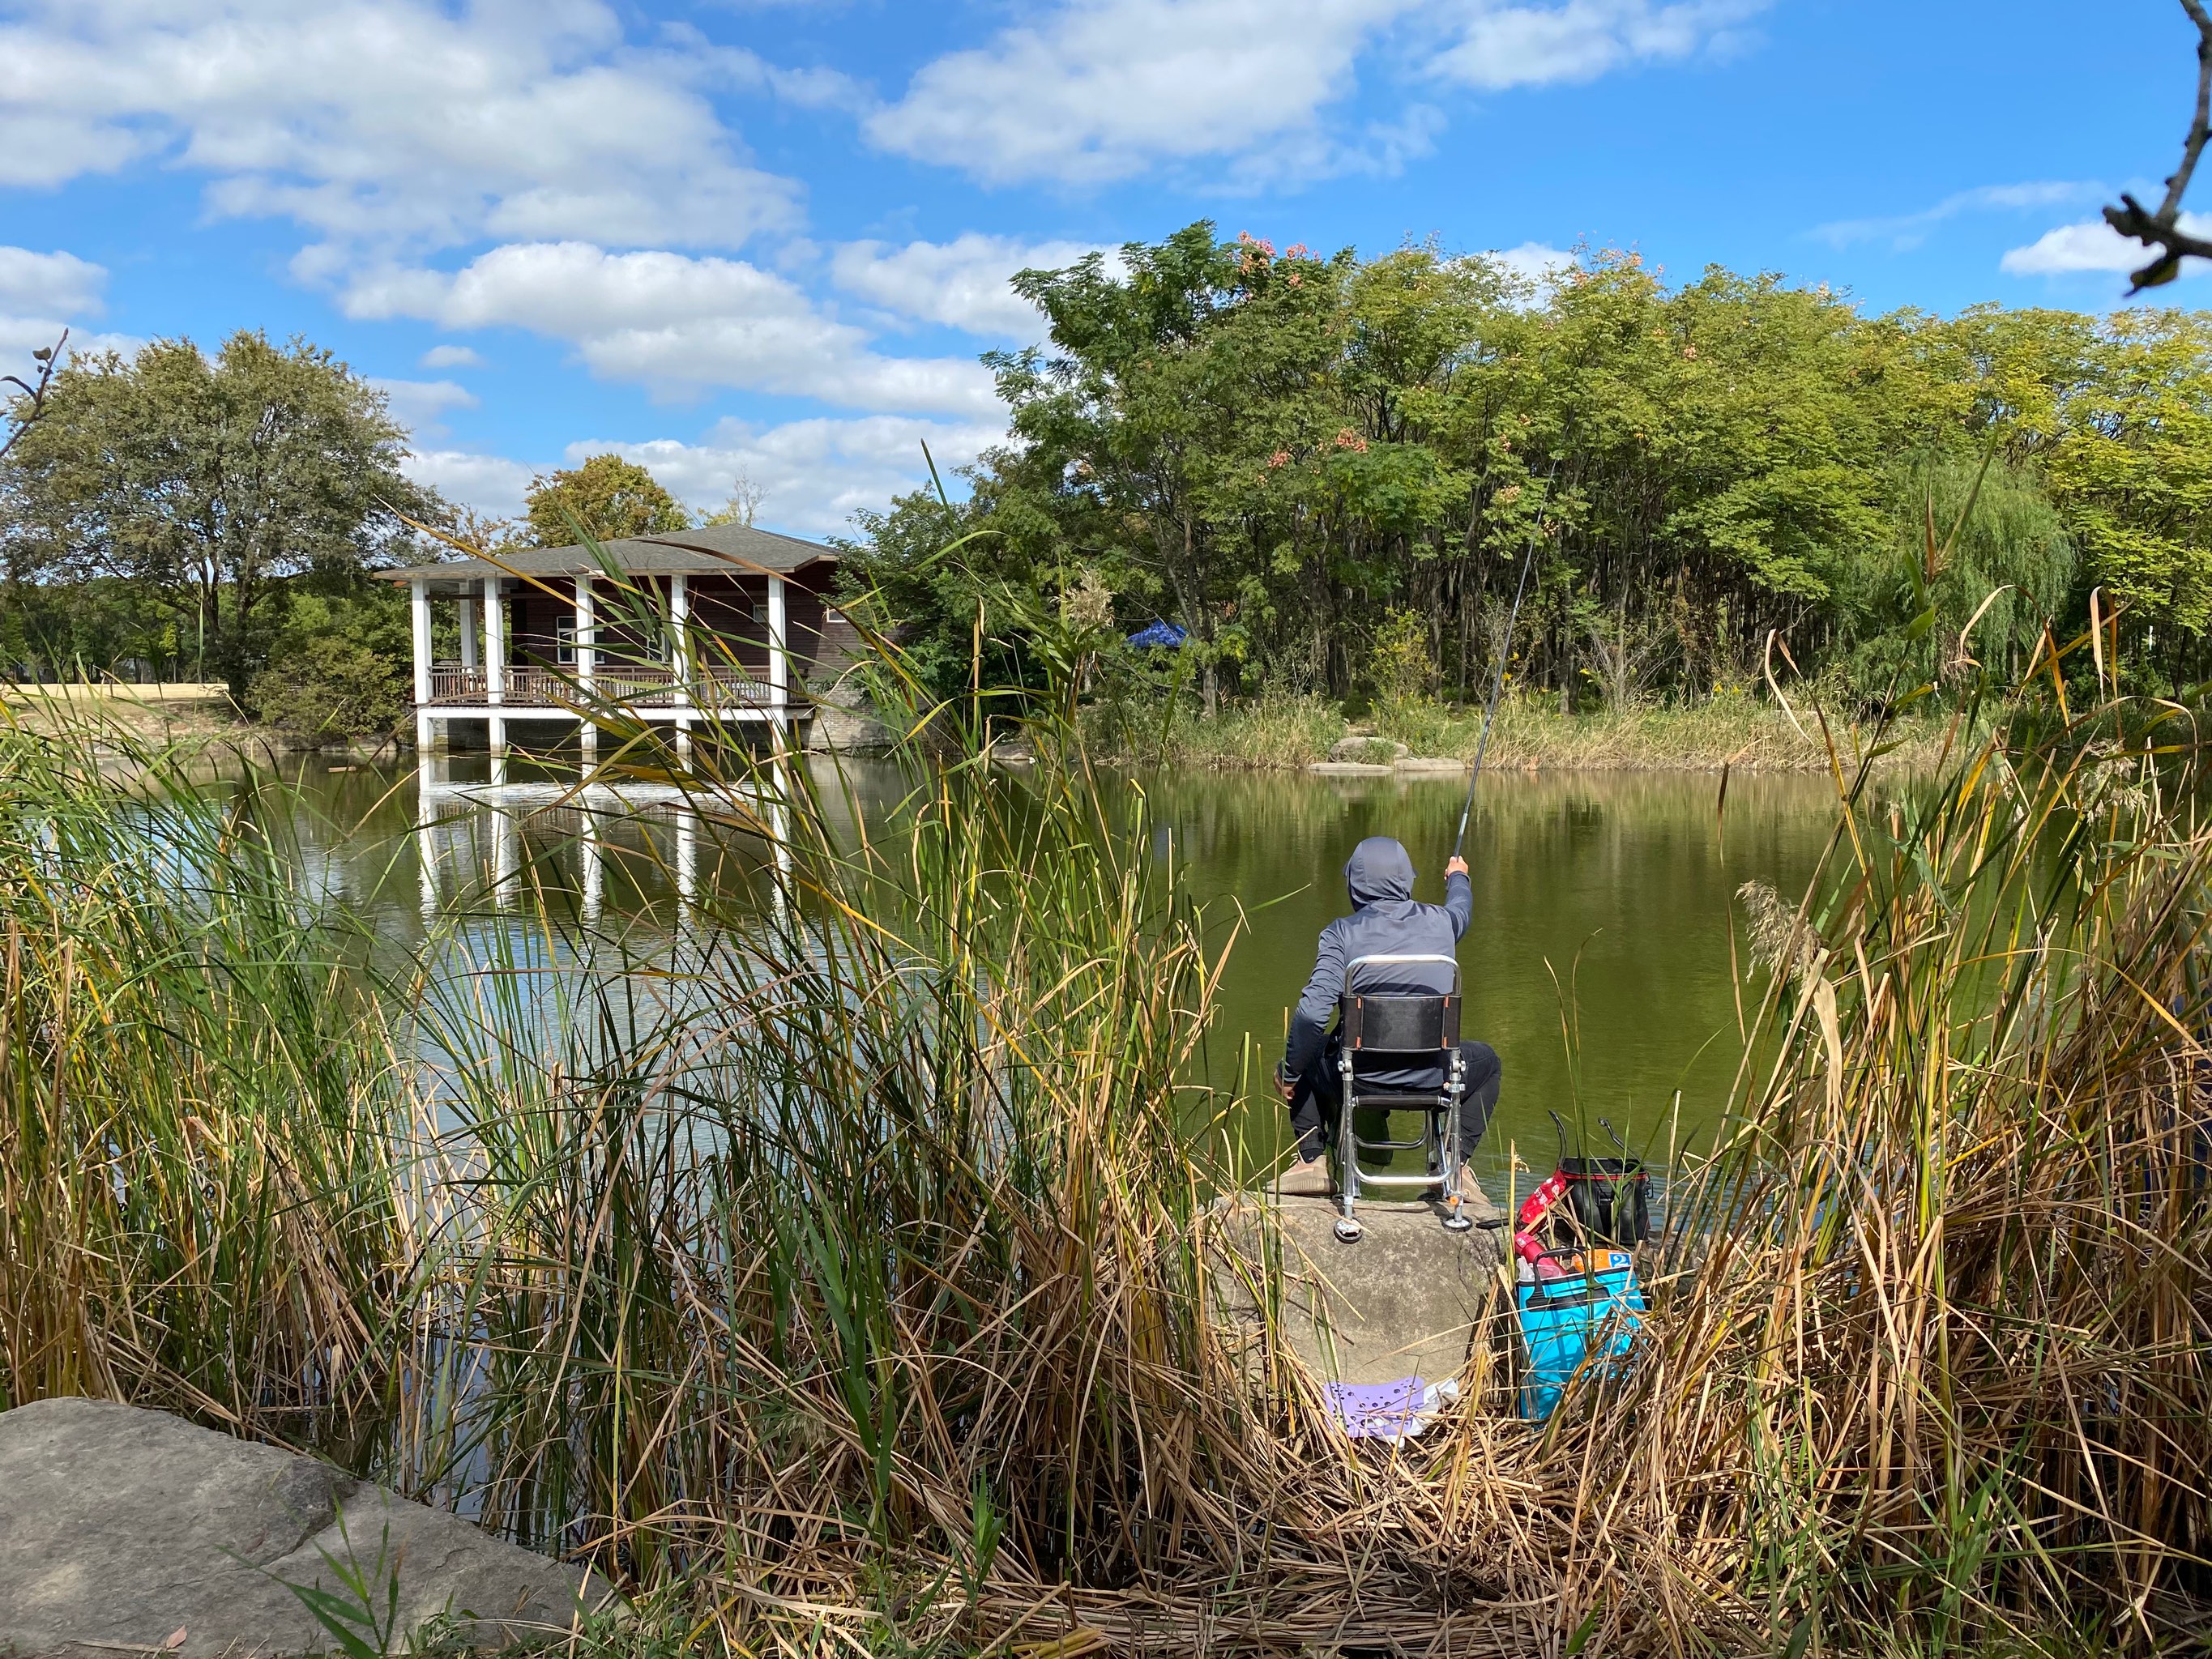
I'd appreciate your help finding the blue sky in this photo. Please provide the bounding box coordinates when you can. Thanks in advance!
[0,0,2201,538]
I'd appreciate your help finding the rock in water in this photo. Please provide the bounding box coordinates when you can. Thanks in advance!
[0,1397,616,1657]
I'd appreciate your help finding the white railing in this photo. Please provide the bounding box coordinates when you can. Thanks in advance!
[423,663,773,708]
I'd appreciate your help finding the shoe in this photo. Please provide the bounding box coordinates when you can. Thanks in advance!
[1275,1155,1333,1197]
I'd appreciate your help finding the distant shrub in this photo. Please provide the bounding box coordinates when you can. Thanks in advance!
[246,635,408,741]
[1367,608,1437,704]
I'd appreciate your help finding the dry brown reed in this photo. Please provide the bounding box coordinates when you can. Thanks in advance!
[3,601,2207,1657]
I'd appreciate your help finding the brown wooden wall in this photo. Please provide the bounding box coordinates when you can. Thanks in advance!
[505,570,854,684]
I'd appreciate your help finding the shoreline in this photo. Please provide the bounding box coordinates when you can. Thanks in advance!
[1111,694,1962,776]
[5,684,400,766]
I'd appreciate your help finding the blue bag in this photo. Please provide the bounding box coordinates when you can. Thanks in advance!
[1514,1249,1645,1421]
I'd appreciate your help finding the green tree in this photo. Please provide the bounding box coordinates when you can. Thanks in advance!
[2,331,433,689]
[2042,310,2212,642]
[853,222,2212,706]
[983,225,1351,713]
[524,454,688,546]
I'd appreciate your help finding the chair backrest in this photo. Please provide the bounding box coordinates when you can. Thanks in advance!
[1343,992,1459,1055]
[1339,953,1462,1056]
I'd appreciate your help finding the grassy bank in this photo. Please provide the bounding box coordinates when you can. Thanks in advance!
[3,681,392,764]
[1128,689,1960,773]
[3,632,2209,1655]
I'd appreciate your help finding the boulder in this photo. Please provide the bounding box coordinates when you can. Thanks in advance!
[803,676,896,755]
[0,1397,618,1658]
[1326,736,1408,765]
[805,701,897,754]
[1208,1186,1506,1385]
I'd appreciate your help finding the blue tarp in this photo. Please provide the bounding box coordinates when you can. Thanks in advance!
[1126,619,1188,649]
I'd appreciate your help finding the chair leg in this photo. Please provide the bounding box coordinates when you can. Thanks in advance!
[1334,1062,1361,1243]
[1441,1052,1471,1232]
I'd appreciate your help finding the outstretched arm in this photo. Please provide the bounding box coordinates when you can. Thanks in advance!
[1444,855,1473,939]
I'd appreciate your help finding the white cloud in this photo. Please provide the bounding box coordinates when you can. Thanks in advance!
[401,449,537,518]
[0,247,106,318]
[831,235,1107,337]
[865,0,1410,186]
[588,416,1004,536]
[344,241,1000,414]
[374,377,480,438]
[1815,181,2103,251]
[402,415,1004,539]
[866,0,1761,186]
[1488,241,1575,289]
[0,245,139,384]
[1428,0,1766,92]
[0,0,804,258]
[421,343,484,369]
[2001,212,2212,277]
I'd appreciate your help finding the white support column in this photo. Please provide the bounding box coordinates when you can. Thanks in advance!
[766,575,789,741]
[670,573,691,765]
[573,574,596,692]
[574,573,596,761]
[767,791,792,931]
[492,807,517,911]
[483,576,506,756]
[409,579,433,753]
[459,596,477,668]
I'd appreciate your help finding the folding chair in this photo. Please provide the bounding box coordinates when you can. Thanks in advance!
[1330,953,1474,1243]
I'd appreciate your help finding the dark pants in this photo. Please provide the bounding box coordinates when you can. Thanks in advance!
[1287,1039,1501,1164]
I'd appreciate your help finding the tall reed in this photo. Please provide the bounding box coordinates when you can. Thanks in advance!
[0,714,408,1442]
[1629,659,2212,1648]
[4,584,2209,1654]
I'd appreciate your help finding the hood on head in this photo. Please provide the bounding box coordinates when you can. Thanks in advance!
[1344,836,1416,906]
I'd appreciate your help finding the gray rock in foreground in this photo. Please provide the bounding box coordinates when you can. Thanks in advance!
[0,1397,617,1658]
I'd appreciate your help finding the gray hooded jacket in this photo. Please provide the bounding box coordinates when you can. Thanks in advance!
[1284,836,1472,1090]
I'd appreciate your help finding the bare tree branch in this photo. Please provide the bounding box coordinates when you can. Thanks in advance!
[2103,0,2212,292]
[0,329,68,463]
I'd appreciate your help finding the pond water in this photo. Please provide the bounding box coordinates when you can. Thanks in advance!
[271,753,1839,1186]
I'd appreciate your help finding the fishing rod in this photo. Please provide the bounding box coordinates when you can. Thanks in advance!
[1451,466,1557,862]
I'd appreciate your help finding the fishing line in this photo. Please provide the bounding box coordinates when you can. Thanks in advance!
[1451,466,1557,862]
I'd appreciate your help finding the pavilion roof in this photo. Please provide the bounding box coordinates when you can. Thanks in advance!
[382,523,838,590]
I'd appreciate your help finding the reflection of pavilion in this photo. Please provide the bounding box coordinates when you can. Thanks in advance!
[384,523,852,756]
[412,755,789,925]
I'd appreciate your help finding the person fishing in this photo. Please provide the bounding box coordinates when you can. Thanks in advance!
[1274,836,1501,1199]
[1273,474,1548,1206]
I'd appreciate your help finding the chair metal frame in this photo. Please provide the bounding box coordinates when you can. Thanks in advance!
[1330,952,1472,1243]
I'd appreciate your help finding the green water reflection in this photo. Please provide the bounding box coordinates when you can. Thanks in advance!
[1138,767,1836,1175]
[276,755,1837,1183]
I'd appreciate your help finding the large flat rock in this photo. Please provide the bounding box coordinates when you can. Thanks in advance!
[0,1397,617,1657]
[1210,1184,1506,1385]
